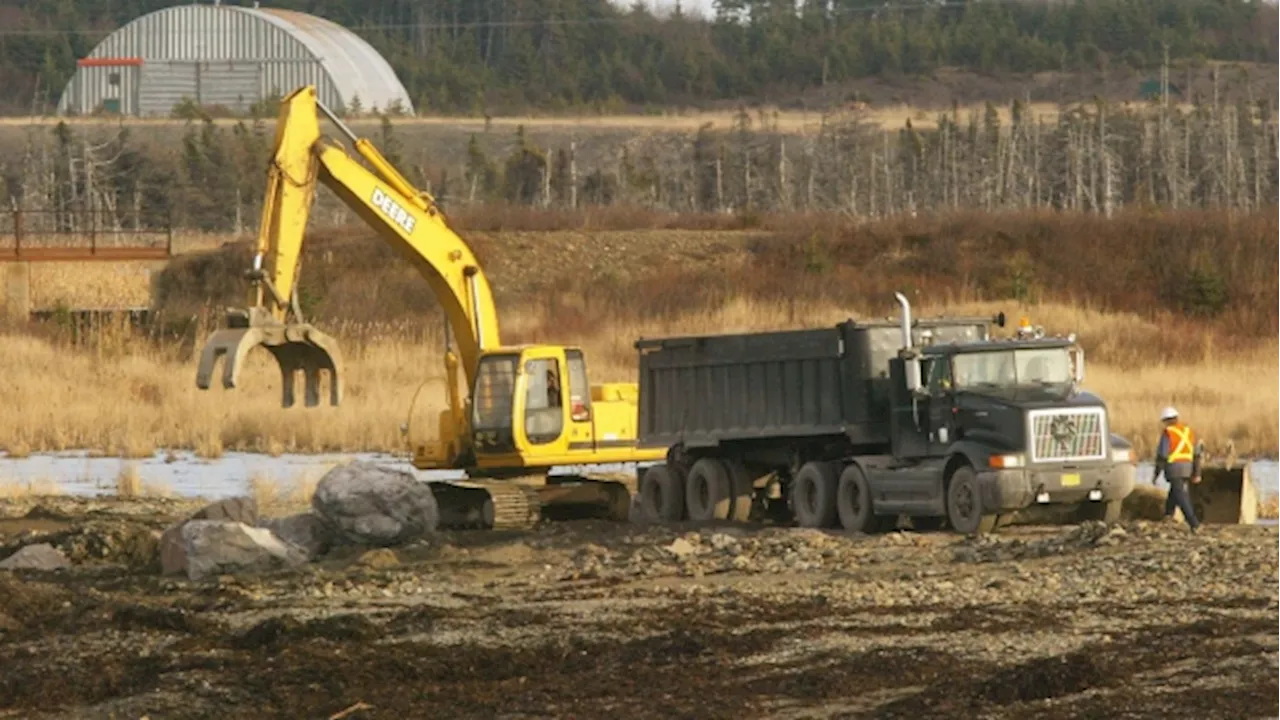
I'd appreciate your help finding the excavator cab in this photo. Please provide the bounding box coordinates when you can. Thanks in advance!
[468,347,594,461]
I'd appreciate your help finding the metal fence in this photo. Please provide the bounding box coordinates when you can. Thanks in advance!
[0,209,173,260]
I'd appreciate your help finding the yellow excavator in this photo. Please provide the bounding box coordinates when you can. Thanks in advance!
[195,85,664,530]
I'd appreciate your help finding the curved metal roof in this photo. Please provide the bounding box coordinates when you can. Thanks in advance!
[58,3,413,115]
[246,7,413,114]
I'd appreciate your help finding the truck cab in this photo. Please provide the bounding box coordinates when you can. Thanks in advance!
[886,319,1136,532]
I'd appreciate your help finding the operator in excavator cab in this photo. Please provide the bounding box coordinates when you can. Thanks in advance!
[1152,406,1202,532]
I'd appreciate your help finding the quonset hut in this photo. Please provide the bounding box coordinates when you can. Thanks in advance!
[56,3,413,117]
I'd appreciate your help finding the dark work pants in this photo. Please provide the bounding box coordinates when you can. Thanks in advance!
[1163,477,1200,529]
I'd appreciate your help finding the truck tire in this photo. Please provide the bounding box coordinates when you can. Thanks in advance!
[720,458,757,523]
[792,462,838,528]
[836,464,877,533]
[946,465,997,535]
[1076,499,1122,523]
[685,458,734,522]
[639,464,685,523]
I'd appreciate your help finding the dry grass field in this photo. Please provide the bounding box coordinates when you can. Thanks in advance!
[0,296,1273,462]
[0,207,1274,462]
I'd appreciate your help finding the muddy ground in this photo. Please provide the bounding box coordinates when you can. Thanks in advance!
[0,495,1276,720]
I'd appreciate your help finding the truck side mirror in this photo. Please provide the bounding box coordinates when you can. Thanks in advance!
[994,312,1006,328]
[1071,347,1085,384]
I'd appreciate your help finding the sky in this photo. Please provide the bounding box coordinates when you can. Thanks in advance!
[611,0,719,20]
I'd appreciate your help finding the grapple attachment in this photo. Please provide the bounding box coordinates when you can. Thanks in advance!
[196,320,343,408]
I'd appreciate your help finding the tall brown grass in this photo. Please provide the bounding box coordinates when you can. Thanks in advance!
[248,471,327,517]
[0,478,62,498]
[0,297,1273,460]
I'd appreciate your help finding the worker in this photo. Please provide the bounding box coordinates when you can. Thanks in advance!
[1152,406,1201,532]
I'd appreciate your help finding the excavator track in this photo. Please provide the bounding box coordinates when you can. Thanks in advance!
[430,479,544,531]
[428,473,638,531]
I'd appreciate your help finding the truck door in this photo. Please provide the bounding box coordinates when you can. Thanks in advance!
[564,349,597,453]
[516,348,571,456]
[888,357,930,459]
[925,356,954,455]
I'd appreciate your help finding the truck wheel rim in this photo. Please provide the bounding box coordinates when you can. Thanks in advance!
[843,482,861,516]
[956,483,975,519]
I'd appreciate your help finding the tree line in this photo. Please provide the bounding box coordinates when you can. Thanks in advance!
[0,0,1276,114]
[0,91,1274,238]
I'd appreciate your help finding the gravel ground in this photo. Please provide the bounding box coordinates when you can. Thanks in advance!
[0,496,1276,720]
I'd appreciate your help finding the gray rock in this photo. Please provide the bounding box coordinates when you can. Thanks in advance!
[666,538,697,559]
[262,512,334,560]
[311,462,440,546]
[0,543,70,570]
[182,520,308,582]
[709,533,739,552]
[193,497,259,525]
[160,496,260,576]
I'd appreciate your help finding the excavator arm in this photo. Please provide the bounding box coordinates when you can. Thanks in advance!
[196,85,501,421]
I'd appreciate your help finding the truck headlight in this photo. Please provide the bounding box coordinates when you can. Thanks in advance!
[1111,448,1131,463]
[989,453,1025,469]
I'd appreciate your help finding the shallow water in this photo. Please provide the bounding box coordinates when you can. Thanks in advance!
[1,450,1275,507]
[0,449,638,498]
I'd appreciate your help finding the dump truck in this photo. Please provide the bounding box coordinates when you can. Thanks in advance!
[632,293,1137,534]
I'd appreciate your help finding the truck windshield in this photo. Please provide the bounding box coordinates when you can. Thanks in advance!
[952,348,1073,390]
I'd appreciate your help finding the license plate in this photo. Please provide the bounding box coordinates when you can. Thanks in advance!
[1061,473,1081,487]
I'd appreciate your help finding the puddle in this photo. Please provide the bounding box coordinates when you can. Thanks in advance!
[0,451,1274,509]
[0,449,645,499]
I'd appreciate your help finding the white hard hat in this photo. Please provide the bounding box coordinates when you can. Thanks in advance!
[1160,406,1179,421]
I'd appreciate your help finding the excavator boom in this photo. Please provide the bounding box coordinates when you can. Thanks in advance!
[196,86,500,418]
[196,85,662,531]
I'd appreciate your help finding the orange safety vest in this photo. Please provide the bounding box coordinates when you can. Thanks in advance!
[1164,423,1196,463]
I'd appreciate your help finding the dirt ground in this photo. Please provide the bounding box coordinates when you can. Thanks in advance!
[0,495,1276,720]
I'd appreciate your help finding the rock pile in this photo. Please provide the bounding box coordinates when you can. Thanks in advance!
[560,528,865,581]
[154,461,440,581]
[950,521,1139,564]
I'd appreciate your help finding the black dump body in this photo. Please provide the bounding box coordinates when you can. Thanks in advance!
[636,317,990,452]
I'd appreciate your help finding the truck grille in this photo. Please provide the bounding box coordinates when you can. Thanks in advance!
[1028,408,1107,462]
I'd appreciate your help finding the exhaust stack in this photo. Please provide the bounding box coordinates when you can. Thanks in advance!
[894,292,922,394]
[894,292,913,350]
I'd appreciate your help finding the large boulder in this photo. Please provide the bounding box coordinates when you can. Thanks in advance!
[182,520,308,582]
[311,462,439,546]
[0,543,71,571]
[160,497,259,576]
[261,512,334,560]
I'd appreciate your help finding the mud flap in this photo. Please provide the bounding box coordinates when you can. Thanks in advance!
[1188,465,1258,525]
[196,323,343,407]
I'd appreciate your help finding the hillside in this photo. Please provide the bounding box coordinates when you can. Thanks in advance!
[156,208,1279,364]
